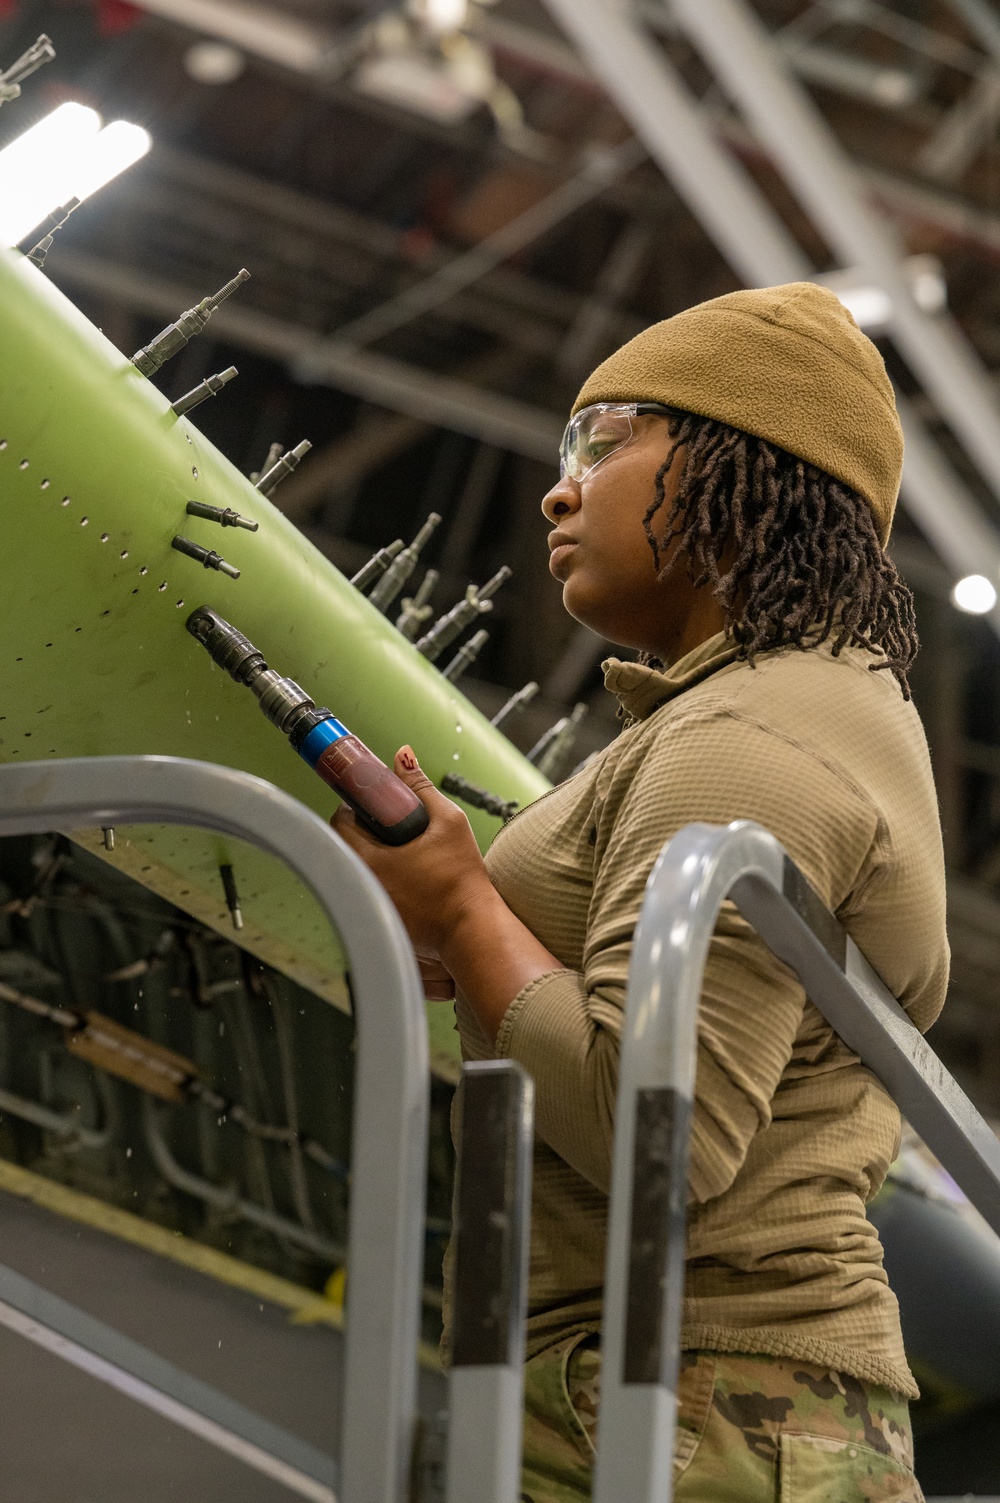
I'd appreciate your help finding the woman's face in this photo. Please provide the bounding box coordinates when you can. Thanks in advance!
[541,413,725,663]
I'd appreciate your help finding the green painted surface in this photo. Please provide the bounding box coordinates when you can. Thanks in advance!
[0,247,549,1070]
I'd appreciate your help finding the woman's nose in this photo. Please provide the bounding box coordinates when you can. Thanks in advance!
[541,475,581,522]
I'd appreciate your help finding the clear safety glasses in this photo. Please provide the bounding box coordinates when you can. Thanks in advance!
[558,401,678,483]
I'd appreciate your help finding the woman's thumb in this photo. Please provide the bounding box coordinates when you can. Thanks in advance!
[393,746,437,797]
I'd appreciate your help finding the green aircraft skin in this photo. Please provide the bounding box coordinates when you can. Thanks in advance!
[0,246,549,1074]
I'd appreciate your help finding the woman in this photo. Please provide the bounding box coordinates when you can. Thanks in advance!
[335,282,948,1499]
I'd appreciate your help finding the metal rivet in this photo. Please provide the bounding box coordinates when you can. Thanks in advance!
[61,496,70,506]
[139,566,148,575]
[120,549,129,558]
[158,583,167,591]
[19,459,28,469]
[100,533,109,542]
[80,517,89,526]
[40,479,49,490]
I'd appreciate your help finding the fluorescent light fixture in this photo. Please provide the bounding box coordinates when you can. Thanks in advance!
[184,40,246,84]
[0,103,151,248]
[408,0,469,33]
[0,102,100,244]
[73,121,151,200]
[836,284,893,331]
[952,574,997,615]
[815,254,947,333]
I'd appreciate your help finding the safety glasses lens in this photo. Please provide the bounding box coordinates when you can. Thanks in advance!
[560,408,636,481]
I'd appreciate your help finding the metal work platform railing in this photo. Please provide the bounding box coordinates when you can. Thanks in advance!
[595,819,1000,1503]
[4,770,999,1503]
[0,754,431,1503]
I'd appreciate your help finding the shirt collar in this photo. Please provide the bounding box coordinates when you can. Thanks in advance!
[602,631,741,722]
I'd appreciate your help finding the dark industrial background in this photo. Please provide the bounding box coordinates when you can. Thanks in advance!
[4,0,1000,1495]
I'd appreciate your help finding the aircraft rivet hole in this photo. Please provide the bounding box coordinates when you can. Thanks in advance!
[131,588,138,595]
[100,610,111,618]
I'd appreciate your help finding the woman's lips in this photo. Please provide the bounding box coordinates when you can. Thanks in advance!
[548,541,578,578]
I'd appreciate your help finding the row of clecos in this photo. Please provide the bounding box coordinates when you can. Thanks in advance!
[0,26,590,821]
[128,267,589,812]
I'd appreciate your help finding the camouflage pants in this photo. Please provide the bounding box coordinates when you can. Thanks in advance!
[521,1336,924,1502]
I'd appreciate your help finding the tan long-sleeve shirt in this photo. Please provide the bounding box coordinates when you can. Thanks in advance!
[453,632,948,1397]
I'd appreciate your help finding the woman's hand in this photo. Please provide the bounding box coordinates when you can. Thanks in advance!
[334,745,565,1041]
[331,746,495,958]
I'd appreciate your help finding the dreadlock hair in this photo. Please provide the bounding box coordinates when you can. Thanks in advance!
[643,409,919,699]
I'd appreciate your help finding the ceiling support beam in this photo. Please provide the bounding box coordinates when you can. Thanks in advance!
[47,248,563,464]
[540,0,1000,634]
[540,0,808,287]
[669,0,1000,515]
[329,138,645,350]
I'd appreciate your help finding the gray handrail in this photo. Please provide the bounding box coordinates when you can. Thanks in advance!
[446,1059,534,1503]
[594,818,1000,1503]
[0,755,430,1503]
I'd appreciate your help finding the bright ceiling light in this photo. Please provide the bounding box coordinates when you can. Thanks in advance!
[0,103,150,248]
[0,102,100,245]
[835,285,893,331]
[408,0,469,34]
[952,574,997,615]
[74,121,151,200]
[816,254,947,334]
[184,41,246,85]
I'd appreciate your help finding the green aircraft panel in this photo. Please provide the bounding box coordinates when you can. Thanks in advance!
[0,246,550,1076]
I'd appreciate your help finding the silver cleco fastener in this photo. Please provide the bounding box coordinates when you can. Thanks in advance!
[529,702,589,782]
[171,535,241,579]
[254,440,312,496]
[368,513,442,613]
[351,539,404,592]
[441,627,489,683]
[186,500,258,532]
[491,680,539,731]
[171,367,238,417]
[396,568,440,641]
[132,270,250,378]
[415,565,512,662]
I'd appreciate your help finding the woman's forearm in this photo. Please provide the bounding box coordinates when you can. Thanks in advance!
[439,886,565,1044]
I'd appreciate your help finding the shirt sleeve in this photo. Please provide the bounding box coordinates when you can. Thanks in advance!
[494,707,881,1202]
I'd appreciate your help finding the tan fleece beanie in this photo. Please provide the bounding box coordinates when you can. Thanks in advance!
[573,282,902,545]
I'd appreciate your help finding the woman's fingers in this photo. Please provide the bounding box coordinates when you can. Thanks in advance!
[393,746,455,817]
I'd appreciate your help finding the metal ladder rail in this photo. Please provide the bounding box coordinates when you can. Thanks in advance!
[445,1059,534,1503]
[594,818,1000,1503]
[0,754,430,1503]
